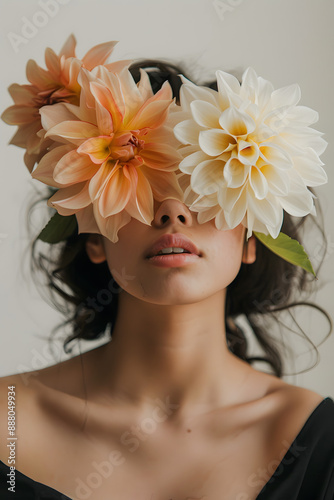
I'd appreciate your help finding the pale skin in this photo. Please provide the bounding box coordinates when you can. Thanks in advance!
[0,198,325,500]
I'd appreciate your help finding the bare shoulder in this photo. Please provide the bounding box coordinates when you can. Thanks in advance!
[268,375,325,411]
[240,360,325,412]
[0,371,38,413]
[257,373,327,446]
[0,344,103,440]
[0,361,89,474]
[0,372,39,462]
[234,364,326,434]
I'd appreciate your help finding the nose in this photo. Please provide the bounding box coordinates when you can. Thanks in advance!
[152,198,194,229]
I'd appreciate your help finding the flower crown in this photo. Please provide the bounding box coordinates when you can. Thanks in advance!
[2,35,328,275]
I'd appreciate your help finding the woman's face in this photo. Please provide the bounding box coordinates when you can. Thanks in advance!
[86,198,256,305]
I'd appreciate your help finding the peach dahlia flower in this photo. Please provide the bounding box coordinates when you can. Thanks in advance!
[174,68,328,238]
[1,35,126,172]
[32,66,183,243]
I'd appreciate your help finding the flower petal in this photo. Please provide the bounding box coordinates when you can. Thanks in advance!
[216,70,241,93]
[26,126,44,154]
[115,67,143,121]
[124,166,154,224]
[216,70,242,111]
[223,187,247,228]
[191,159,226,195]
[32,144,73,186]
[179,150,209,174]
[103,59,133,73]
[54,149,99,184]
[271,84,301,109]
[293,149,327,187]
[281,128,327,156]
[246,191,281,229]
[45,48,60,77]
[240,67,259,102]
[59,34,76,58]
[190,100,221,128]
[140,143,182,171]
[258,144,293,170]
[260,164,290,196]
[219,107,255,137]
[40,102,79,131]
[26,59,56,89]
[93,201,132,243]
[77,67,100,109]
[89,81,123,132]
[89,160,118,200]
[238,140,259,165]
[214,209,230,230]
[218,185,242,213]
[278,171,315,216]
[24,150,44,173]
[48,181,91,213]
[77,136,113,164]
[82,41,118,70]
[174,119,203,145]
[285,106,319,126]
[75,204,100,235]
[249,165,269,199]
[179,78,218,112]
[7,83,37,105]
[137,69,154,101]
[279,190,314,217]
[8,120,41,149]
[224,158,249,188]
[196,205,221,225]
[145,125,181,149]
[98,166,132,217]
[140,165,184,202]
[127,97,172,130]
[1,105,37,125]
[199,129,235,156]
[45,121,99,141]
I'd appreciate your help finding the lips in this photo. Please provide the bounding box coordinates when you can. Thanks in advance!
[145,233,201,259]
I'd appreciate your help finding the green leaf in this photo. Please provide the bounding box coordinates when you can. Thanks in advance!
[253,231,316,277]
[37,212,78,244]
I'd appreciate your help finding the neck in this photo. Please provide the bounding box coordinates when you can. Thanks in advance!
[89,289,251,420]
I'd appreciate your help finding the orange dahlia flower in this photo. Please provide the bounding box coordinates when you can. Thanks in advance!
[31,65,183,242]
[1,35,127,172]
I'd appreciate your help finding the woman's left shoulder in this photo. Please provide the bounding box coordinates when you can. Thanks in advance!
[267,379,334,437]
[277,381,331,409]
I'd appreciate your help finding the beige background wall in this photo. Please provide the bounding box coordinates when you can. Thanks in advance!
[0,0,333,397]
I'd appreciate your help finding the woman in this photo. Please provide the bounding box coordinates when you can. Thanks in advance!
[0,36,333,500]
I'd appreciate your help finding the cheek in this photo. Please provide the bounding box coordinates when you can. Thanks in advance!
[102,238,140,291]
[208,231,245,282]
[105,246,137,275]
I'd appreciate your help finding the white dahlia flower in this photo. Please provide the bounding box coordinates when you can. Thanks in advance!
[174,67,328,239]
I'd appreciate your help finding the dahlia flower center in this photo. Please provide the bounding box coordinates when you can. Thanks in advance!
[109,132,144,162]
[232,137,260,166]
[33,87,78,112]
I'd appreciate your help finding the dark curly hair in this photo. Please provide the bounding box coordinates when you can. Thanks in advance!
[27,59,332,378]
